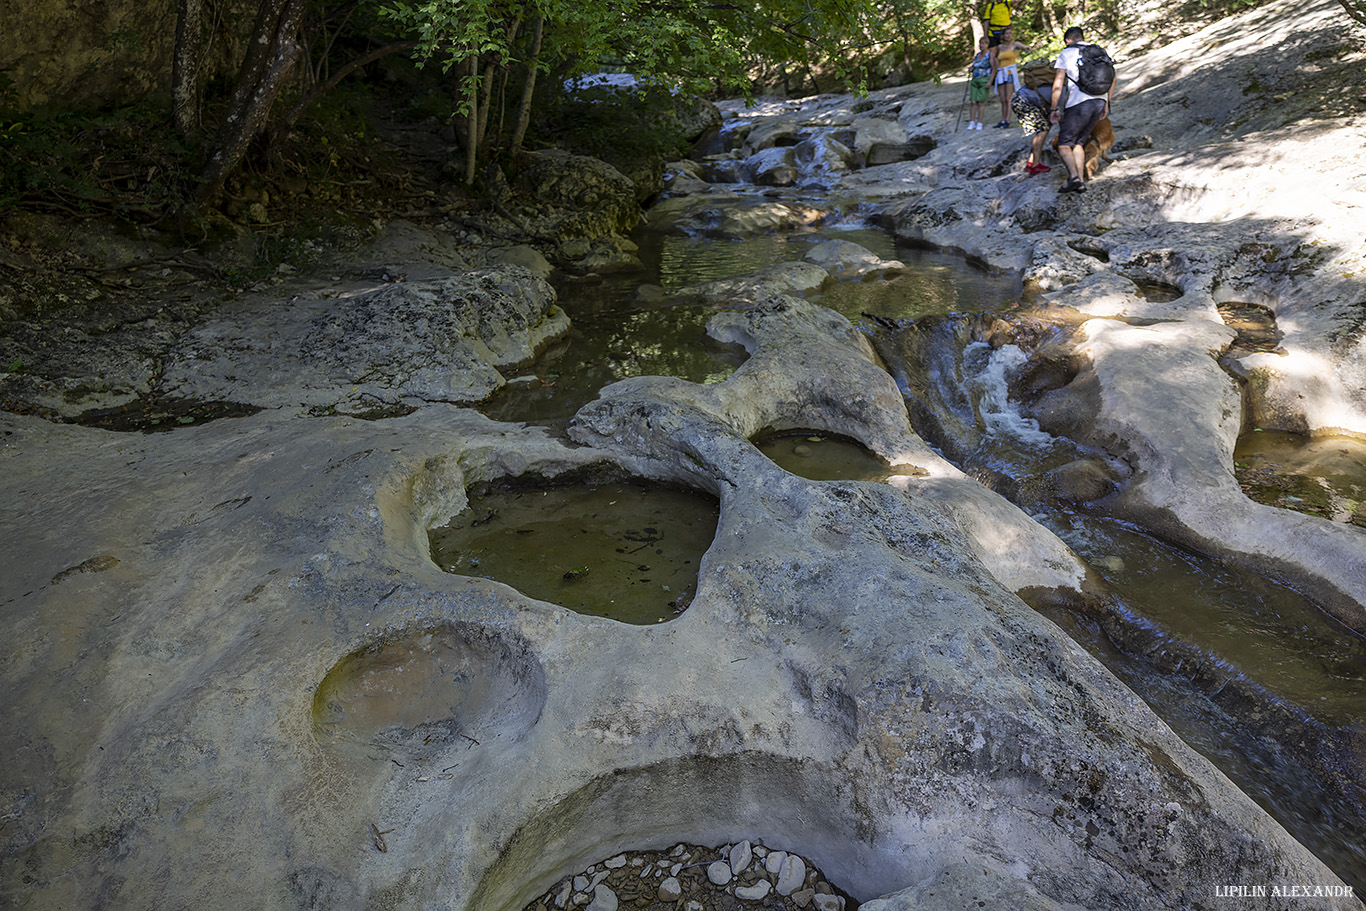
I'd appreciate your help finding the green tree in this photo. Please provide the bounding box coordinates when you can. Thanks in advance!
[387,0,873,180]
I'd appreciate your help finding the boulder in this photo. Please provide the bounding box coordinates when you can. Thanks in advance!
[744,147,800,187]
[514,150,641,241]
[160,267,569,412]
[801,240,907,280]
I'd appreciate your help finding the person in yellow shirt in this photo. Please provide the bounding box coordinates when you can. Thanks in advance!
[982,0,1012,46]
[989,26,1035,127]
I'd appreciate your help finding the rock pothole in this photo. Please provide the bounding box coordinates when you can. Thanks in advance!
[312,622,545,764]
[523,842,856,911]
[429,479,720,624]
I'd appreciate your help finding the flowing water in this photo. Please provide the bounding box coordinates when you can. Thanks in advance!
[871,330,1366,886]
[462,192,1366,885]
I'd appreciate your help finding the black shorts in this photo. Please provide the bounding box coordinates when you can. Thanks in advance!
[1058,98,1106,147]
[988,28,1006,47]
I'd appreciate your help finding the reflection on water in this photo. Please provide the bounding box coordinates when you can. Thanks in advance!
[1046,513,1366,725]
[479,306,745,426]
[429,481,719,625]
[1235,430,1366,525]
[755,431,927,483]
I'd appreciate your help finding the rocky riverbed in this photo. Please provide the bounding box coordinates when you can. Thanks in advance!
[2,0,1366,907]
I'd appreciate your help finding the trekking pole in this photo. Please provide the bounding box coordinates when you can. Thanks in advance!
[955,71,971,132]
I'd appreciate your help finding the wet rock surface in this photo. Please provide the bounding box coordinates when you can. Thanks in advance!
[3,0,1366,906]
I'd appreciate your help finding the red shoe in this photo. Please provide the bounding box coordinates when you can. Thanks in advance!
[1031,162,1051,173]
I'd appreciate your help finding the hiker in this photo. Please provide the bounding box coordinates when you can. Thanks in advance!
[968,37,993,130]
[989,27,1035,127]
[1012,84,1053,174]
[1051,25,1116,192]
[982,0,1012,46]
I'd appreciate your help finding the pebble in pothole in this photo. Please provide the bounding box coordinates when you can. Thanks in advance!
[524,842,855,911]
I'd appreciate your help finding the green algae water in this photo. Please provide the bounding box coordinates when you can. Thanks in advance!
[755,431,926,483]
[429,482,720,624]
[1234,430,1366,525]
[478,305,745,426]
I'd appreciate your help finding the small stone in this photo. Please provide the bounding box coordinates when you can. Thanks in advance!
[776,855,806,896]
[630,857,644,867]
[571,892,588,906]
[658,877,683,902]
[685,903,704,911]
[670,864,682,876]
[736,881,772,901]
[754,846,769,859]
[764,851,787,875]
[574,876,589,893]
[707,861,733,886]
[791,888,816,908]
[729,841,753,875]
[555,882,572,908]
[605,854,627,869]
[639,867,651,879]
[671,845,687,857]
[587,885,617,911]
[813,894,841,911]
[589,871,610,890]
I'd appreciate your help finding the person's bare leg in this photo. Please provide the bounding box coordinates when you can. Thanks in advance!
[1059,144,1086,182]
[1030,131,1048,166]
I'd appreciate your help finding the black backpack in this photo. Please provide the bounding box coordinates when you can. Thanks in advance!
[1071,44,1115,96]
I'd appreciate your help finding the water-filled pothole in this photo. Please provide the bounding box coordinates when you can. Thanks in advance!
[429,481,720,624]
[478,306,746,426]
[755,431,925,483]
[70,396,261,432]
[1133,280,1181,301]
[522,842,856,911]
[1234,430,1366,525]
[1218,301,1284,356]
[312,623,546,763]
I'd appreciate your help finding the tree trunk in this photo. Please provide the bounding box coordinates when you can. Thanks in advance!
[1340,0,1366,24]
[1041,0,1060,39]
[465,55,479,184]
[510,16,544,155]
[273,40,418,144]
[196,0,307,207]
[172,0,207,137]
[477,17,519,151]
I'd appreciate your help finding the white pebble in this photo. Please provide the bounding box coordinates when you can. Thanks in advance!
[707,861,733,886]
[729,841,753,875]
[736,881,773,901]
[777,855,807,896]
[587,885,617,911]
[813,893,842,911]
[764,851,787,875]
[574,876,589,893]
[658,876,683,902]
[605,855,627,869]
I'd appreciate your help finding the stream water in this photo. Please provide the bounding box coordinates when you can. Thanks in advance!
[453,191,1366,885]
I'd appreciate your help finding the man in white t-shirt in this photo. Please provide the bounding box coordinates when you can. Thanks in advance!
[1049,26,1114,193]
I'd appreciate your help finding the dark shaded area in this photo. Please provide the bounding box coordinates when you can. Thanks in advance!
[70,396,262,432]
